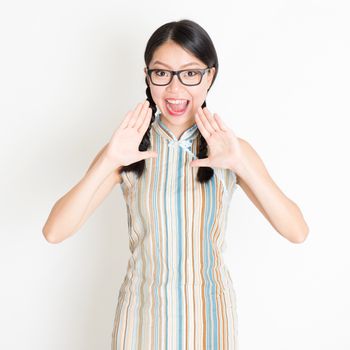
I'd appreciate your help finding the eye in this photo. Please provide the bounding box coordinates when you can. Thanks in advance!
[186,70,199,77]
[154,70,168,77]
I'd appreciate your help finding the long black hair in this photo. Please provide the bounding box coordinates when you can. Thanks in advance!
[119,19,219,183]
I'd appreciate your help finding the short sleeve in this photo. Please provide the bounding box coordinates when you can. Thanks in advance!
[229,169,238,193]
[213,167,238,196]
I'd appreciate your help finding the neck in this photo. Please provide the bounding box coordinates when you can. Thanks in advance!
[159,114,196,140]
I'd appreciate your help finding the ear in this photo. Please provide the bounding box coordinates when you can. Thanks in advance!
[207,67,216,85]
[144,67,151,84]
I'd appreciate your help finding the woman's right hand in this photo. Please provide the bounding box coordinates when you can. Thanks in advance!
[104,100,158,167]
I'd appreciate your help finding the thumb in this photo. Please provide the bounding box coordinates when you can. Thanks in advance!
[190,159,210,168]
[141,151,158,160]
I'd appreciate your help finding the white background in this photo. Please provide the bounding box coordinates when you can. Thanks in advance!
[1,0,349,349]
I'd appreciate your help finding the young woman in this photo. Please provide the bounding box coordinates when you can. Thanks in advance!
[43,19,309,350]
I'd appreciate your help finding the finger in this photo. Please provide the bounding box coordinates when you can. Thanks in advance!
[197,107,215,134]
[134,100,150,129]
[213,113,229,131]
[128,101,146,128]
[202,107,220,131]
[140,150,158,161]
[190,158,210,168]
[131,100,149,128]
[194,111,211,139]
[139,107,153,134]
[119,110,134,129]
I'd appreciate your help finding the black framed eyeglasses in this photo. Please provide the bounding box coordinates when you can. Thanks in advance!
[146,67,212,86]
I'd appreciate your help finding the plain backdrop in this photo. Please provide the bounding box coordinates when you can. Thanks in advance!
[1,0,349,349]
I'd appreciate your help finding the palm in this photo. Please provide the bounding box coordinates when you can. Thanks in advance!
[191,107,242,171]
[110,128,145,165]
[105,101,158,167]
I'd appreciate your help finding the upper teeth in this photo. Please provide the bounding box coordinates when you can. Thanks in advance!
[166,99,188,104]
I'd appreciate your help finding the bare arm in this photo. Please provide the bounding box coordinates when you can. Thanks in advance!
[42,99,156,244]
[42,143,122,244]
[235,138,309,244]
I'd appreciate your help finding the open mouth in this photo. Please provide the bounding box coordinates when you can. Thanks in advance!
[165,99,190,116]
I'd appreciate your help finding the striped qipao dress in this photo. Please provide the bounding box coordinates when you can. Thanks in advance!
[111,112,239,349]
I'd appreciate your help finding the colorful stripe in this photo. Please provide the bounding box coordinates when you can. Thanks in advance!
[111,113,239,349]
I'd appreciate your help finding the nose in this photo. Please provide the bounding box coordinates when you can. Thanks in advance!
[166,73,182,91]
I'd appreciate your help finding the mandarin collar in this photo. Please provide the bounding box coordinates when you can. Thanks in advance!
[153,113,199,142]
[152,113,199,159]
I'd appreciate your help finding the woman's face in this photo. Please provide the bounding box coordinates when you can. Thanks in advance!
[144,40,216,137]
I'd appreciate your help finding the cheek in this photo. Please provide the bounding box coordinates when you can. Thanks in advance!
[149,87,163,104]
[190,88,208,108]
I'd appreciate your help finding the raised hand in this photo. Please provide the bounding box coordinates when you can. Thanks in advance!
[190,106,242,171]
[104,100,158,167]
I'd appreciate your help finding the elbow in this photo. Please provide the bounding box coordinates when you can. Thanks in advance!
[42,225,61,244]
[287,203,310,244]
[289,224,310,244]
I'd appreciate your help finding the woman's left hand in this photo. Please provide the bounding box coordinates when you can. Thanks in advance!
[190,107,243,171]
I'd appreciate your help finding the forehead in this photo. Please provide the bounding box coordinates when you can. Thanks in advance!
[149,41,203,69]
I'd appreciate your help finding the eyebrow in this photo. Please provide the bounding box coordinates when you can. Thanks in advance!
[152,61,201,68]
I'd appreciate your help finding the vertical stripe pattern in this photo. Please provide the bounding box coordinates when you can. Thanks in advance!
[111,113,239,349]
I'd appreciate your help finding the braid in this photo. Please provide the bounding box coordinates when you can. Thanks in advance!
[145,85,158,120]
[119,81,157,178]
[196,100,214,183]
